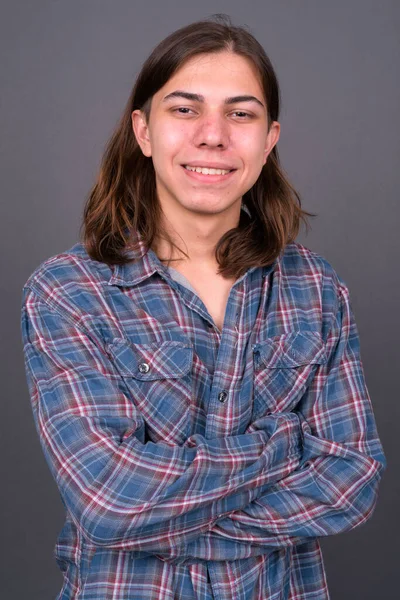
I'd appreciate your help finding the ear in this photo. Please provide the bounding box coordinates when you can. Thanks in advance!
[263,121,280,165]
[131,110,152,157]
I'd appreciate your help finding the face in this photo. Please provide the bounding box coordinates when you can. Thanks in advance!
[131,50,280,222]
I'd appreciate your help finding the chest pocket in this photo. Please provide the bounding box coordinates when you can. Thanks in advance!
[252,331,327,418]
[107,339,194,445]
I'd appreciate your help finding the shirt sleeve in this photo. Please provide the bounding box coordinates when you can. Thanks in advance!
[158,282,386,561]
[21,285,306,553]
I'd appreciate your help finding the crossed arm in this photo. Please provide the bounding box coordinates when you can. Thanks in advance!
[20,282,386,562]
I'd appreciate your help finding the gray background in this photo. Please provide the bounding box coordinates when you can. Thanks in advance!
[1,1,398,598]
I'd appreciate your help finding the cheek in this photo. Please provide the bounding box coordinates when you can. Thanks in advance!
[152,123,186,157]
[150,126,186,178]
[238,134,266,169]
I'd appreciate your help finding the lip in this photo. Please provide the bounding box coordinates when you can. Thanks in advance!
[183,162,236,170]
[181,165,237,184]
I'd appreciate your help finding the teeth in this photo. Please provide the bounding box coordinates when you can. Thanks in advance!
[184,165,231,175]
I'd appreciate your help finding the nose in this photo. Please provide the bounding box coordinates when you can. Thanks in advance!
[192,112,230,148]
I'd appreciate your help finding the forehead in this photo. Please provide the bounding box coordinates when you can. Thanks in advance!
[154,51,264,103]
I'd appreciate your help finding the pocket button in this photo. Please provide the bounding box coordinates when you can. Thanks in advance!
[138,362,150,374]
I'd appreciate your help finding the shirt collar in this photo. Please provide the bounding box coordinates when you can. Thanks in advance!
[106,233,169,287]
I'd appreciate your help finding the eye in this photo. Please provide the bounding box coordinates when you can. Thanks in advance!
[231,111,253,119]
[172,107,195,115]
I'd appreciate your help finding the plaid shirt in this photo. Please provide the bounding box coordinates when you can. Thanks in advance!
[20,236,386,600]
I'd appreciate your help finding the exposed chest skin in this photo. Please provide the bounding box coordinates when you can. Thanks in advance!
[171,264,237,332]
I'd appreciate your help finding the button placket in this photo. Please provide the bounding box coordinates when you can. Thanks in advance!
[204,278,249,439]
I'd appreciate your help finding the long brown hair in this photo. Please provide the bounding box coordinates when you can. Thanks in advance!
[80,13,316,279]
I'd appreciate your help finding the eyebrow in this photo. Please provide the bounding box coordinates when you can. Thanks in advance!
[162,90,265,109]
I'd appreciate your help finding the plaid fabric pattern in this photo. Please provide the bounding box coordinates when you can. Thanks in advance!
[20,237,386,599]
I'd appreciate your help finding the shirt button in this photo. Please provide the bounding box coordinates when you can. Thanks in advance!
[218,390,228,403]
[138,362,150,374]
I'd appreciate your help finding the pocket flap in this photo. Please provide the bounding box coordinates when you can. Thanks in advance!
[107,339,193,380]
[254,331,327,368]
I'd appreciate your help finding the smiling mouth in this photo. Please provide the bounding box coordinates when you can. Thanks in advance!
[181,165,237,176]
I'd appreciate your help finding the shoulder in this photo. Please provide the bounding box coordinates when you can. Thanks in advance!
[279,242,352,326]
[21,242,112,317]
[281,241,349,292]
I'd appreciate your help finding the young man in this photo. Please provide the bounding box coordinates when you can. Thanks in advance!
[21,16,386,600]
